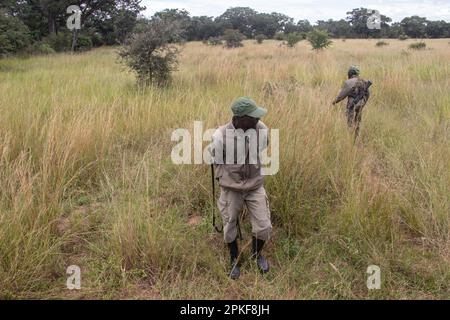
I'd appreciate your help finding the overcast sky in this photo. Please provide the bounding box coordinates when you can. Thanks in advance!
[141,0,450,23]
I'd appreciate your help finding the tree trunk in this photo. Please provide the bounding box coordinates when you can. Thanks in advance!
[48,12,56,34]
[71,29,79,53]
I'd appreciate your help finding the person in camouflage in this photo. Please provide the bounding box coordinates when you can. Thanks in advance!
[332,66,372,138]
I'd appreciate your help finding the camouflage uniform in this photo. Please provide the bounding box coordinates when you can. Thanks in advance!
[333,76,371,137]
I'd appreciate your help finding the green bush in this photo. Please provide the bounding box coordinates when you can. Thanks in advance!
[409,41,427,50]
[376,41,389,47]
[76,35,93,51]
[207,37,222,46]
[0,11,32,57]
[43,33,71,52]
[274,32,285,41]
[255,34,267,44]
[307,29,332,51]
[399,34,408,41]
[30,43,55,55]
[284,32,302,48]
[222,29,245,48]
[89,32,105,47]
[119,19,182,86]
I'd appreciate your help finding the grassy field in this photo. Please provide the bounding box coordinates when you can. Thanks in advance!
[0,39,449,299]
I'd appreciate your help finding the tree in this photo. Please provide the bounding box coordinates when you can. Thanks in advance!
[250,13,279,38]
[426,20,449,38]
[222,29,246,48]
[0,10,32,57]
[119,18,182,86]
[187,16,223,41]
[401,16,427,38]
[217,7,257,38]
[88,7,141,45]
[346,8,391,38]
[387,22,403,38]
[307,29,332,51]
[154,8,191,40]
[316,19,352,38]
[297,20,313,33]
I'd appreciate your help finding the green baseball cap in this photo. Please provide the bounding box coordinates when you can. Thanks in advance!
[231,97,267,118]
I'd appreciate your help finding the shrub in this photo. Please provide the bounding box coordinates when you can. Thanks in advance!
[31,42,55,55]
[399,34,408,41]
[307,29,333,51]
[76,35,93,51]
[274,32,285,41]
[207,37,222,46]
[376,41,389,47]
[222,29,245,48]
[89,32,104,47]
[119,19,182,86]
[409,42,427,50]
[0,11,32,57]
[255,34,267,44]
[284,32,302,48]
[43,33,71,52]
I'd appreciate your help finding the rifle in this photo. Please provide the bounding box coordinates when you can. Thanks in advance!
[211,164,223,233]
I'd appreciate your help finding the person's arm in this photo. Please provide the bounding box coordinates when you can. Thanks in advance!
[332,81,352,105]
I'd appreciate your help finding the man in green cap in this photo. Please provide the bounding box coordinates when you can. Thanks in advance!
[211,97,272,280]
[332,66,372,138]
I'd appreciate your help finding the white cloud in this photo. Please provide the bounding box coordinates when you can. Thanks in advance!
[141,0,450,22]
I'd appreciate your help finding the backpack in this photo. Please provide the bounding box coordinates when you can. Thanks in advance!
[350,79,372,112]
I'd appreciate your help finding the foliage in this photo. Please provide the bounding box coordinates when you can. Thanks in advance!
[222,29,246,48]
[0,10,32,57]
[119,19,181,86]
[284,32,303,47]
[409,41,427,50]
[43,32,71,52]
[376,40,389,47]
[3,3,450,57]
[274,32,285,41]
[401,16,428,38]
[29,42,55,55]
[207,37,223,46]
[76,35,93,51]
[255,34,267,44]
[307,29,333,50]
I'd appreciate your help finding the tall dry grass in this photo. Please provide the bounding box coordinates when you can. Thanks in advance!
[0,39,449,299]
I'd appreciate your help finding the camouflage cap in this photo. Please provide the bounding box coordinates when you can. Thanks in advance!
[348,65,360,76]
[231,97,267,118]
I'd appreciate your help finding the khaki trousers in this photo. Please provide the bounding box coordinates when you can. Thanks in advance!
[217,186,272,243]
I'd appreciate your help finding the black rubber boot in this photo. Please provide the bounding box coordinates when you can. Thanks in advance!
[228,240,240,280]
[252,236,269,274]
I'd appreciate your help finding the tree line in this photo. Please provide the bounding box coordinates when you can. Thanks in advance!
[1,2,449,57]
